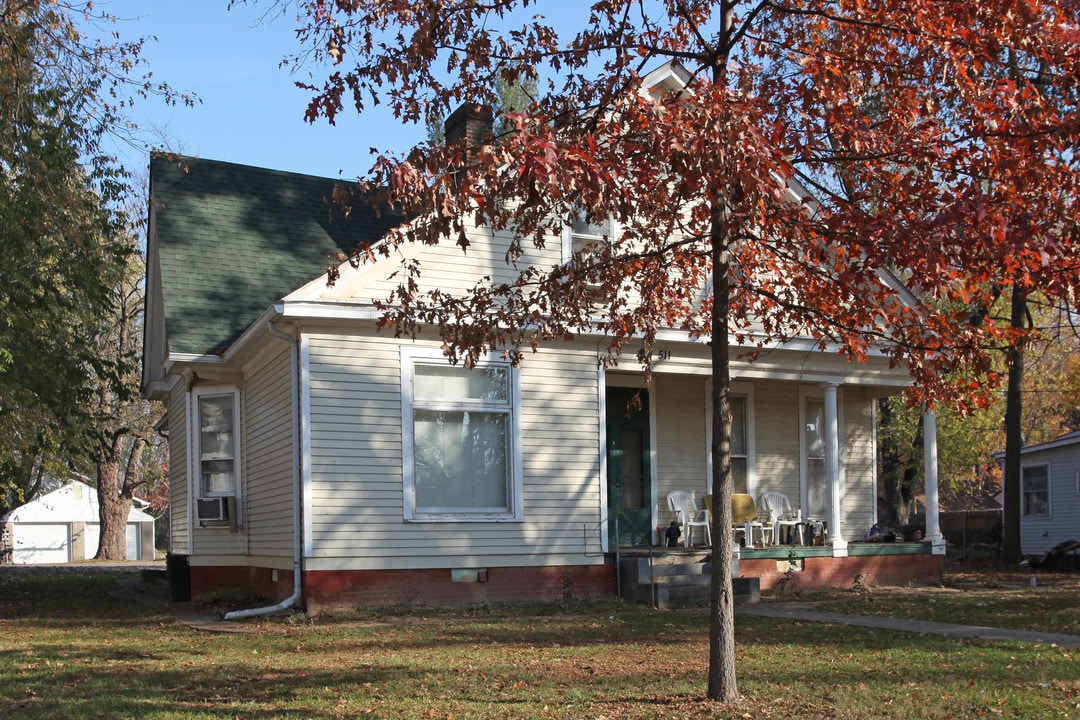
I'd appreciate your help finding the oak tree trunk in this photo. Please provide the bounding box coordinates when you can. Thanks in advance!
[707,197,738,701]
[94,436,144,560]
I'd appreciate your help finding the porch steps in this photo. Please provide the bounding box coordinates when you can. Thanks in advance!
[617,552,760,609]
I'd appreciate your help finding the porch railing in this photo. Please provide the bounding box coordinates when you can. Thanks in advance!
[613,511,661,608]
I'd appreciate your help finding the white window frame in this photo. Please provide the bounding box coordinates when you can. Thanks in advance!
[400,346,523,522]
[704,380,756,496]
[562,208,618,264]
[799,386,845,522]
[191,385,242,501]
[729,394,751,495]
[1021,464,1051,518]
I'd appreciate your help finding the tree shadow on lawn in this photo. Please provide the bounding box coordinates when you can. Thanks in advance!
[5,614,1071,720]
[4,567,1079,720]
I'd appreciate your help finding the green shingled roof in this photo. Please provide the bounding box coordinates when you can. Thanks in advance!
[149,155,402,356]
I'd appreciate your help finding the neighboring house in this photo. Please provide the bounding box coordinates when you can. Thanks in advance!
[994,429,1080,557]
[0,481,156,564]
[143,94,947,611]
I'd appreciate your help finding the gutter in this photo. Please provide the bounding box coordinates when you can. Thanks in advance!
[225,319,304,620]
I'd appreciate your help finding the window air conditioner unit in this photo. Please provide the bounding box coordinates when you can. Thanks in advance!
[196,497,238,531]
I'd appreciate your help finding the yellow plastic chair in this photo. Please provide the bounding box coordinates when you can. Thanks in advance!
[731,493,768,548]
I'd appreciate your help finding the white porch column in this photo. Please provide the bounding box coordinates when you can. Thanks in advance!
[923,407,946,554]
[824,383,847,554]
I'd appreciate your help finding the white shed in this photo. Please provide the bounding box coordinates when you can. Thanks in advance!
[1,481,156,564]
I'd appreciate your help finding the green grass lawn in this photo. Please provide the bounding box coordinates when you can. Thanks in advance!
[1,567,1078,719]
[789,563,1080,637]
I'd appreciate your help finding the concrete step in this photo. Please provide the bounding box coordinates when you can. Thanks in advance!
[618,554,759,609]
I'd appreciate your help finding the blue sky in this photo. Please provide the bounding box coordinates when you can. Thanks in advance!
[98,1,429,180]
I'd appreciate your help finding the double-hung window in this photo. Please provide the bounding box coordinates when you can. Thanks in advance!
[563,208,618,307]
[563,207,615,263]
[730,395,748,494]
[402,348,521,521]
[194,387,240,498]
[1022,465,1050,517]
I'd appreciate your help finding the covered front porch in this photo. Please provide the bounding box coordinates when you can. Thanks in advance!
[602,360,950,561]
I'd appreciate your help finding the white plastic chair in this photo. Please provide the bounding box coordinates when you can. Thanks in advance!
[759,491,802,545]
[666,491,712,547]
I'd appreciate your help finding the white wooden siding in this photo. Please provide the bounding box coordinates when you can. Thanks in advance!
[324,227,561,306]
[303,330,603,571]
[752,382,802,501]
[1020,442,1080,555]
[841,388,876,540]
[168,380,189,554]
[654,375,708,501]
[240,342,296,558]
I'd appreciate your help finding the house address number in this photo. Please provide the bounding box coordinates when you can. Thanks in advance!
[657,350,672,361]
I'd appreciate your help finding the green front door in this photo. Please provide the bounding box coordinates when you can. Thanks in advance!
[606,387,652,547]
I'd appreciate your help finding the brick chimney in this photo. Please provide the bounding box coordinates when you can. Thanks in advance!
[443,103,494,151]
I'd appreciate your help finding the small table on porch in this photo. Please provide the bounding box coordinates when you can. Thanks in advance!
[787,519,828,546]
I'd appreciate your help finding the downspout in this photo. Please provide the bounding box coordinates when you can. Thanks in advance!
[225,320,303,620]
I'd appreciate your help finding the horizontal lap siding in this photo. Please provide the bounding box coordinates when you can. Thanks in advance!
[168,381,189,554]
[305,332,603,571]
[344,230,560,304]
[842,389,875,540]
[242,343,296,557]
[753,382,802,500]
[1021,444,1080,555]
[655,375,708,501]
[520,348,603,557]
[307,333,403,551]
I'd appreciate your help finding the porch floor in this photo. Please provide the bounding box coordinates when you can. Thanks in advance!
[613,540,934,558]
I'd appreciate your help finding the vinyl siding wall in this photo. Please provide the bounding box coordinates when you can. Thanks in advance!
[841,388,877,540]
[239,342,296,563]
[304,329,604,572]
[327,227,559,305]
[167,378,189,554]
[751,381,802,503]
[654,374,708,501]
[1020,443,1080,555]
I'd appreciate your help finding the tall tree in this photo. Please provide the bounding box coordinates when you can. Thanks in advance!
[0,4,126,512]
[1018,299,1080,442]
[0,2,188,522]
[1000,295,1080,560]
[88,243,166,560]
[427,64,538,144]
[271,0,1080,701]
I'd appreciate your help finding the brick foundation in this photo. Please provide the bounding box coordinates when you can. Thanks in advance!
[738,552,943,592]
[302,565,617,612]
[187,563,617,612]
[189,565,295,604]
